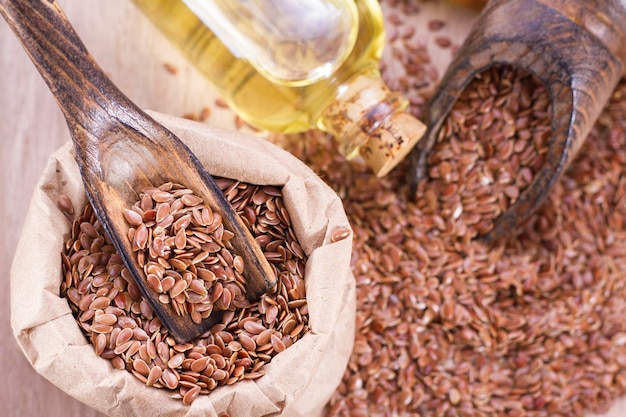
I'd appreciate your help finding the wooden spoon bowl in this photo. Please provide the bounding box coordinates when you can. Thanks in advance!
[0,0,276,343]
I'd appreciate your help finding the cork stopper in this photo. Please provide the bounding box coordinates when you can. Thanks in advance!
[360,112,426,177]
[320,74,426,176]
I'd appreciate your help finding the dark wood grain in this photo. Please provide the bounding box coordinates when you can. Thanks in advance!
[408,0,626,243]
[0,0,276,343]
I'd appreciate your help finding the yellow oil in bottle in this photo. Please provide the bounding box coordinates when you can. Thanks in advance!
[181,0,360,87]
[131,0,426,177]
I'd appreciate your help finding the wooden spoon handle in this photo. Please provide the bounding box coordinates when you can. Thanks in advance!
[0,0,137,134]
[0,0,168,189]
[1,0,277,343]
[409,0,626,243]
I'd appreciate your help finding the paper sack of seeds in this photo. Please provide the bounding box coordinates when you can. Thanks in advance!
[10,111,355,417]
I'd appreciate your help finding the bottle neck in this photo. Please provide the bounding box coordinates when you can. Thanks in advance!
[320,74,426,177]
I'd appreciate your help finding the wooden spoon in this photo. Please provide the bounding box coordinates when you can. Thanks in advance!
[0,0,277,343]
[408,0,626,244]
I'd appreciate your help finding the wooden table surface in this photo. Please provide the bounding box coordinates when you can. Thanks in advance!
[0,1,624,416]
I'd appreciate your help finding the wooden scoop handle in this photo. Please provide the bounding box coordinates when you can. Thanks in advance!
[409,0,626,243]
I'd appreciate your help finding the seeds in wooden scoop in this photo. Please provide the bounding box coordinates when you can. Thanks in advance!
[426,65,551,238]
[124,182,247,323]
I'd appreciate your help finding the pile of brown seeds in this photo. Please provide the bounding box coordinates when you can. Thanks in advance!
[271,33,626,417]
[425,66,551,238]
[124,183,248,323]
[310,76,626,417]
[59,179,310,404]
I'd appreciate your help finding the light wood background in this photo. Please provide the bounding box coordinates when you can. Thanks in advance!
[0,1,624,416]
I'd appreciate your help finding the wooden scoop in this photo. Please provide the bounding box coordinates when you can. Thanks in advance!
[0,0,277,343]
[408,0,626,243]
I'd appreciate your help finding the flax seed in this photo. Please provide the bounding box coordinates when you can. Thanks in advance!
[269,4,626,413]
[60,177,310,405]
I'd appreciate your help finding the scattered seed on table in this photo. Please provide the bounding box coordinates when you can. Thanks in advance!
[271,2,626,414]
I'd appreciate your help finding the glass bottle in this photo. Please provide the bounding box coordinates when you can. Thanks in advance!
[131,0,426,177]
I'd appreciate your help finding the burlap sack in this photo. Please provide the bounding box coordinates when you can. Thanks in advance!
[10,111,355,417]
